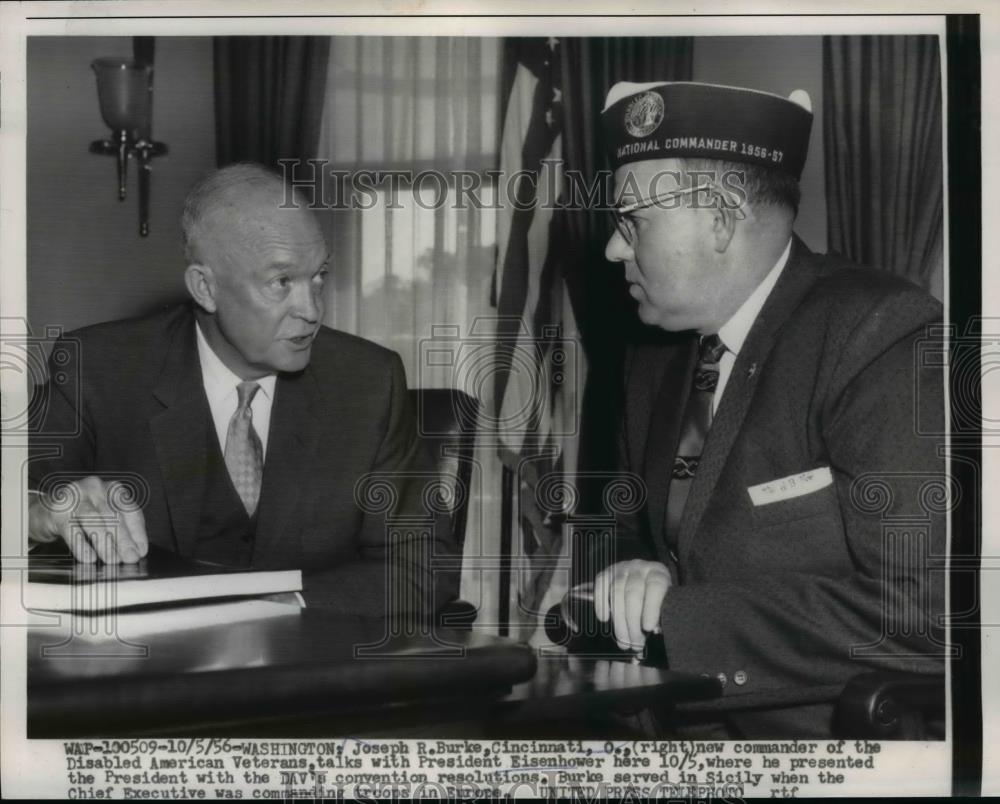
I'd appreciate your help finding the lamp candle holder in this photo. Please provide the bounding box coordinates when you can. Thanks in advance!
[89,57,168,237]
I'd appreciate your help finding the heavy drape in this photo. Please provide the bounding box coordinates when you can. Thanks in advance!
[214,37,330,168]
[823,36,944,298]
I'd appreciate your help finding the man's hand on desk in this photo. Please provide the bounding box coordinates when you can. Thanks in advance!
[593,560,671,652]
[29,476,149,564]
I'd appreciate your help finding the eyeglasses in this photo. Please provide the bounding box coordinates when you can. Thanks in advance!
[611,182,743,245]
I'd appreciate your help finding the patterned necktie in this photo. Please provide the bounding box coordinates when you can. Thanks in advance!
[225,381,263,516]
[664,334,727,551]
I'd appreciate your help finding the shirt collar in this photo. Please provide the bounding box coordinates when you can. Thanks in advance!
[195,320,277,405]
[717,237,792,357]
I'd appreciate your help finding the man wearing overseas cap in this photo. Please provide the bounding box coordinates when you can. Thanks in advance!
[590,81,945,738]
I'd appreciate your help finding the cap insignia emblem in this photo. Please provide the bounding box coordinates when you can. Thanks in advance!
[624,91,665,138]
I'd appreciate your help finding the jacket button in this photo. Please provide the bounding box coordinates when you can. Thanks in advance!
[734,670,748,686]
[716,672,727,687]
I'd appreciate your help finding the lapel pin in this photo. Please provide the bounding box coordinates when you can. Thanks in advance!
[747,363,757,378]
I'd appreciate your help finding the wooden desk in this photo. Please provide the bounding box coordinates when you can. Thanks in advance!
[27,602,720,738]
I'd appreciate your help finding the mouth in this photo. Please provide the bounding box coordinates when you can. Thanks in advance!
[287,333,315,348]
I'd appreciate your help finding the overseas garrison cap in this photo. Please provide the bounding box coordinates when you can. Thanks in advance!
[602,81,813,180]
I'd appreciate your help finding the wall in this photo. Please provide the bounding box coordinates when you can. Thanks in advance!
[27,37,216,338]
[692,36,827,253]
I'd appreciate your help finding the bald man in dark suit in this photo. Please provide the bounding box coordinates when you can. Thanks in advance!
[29,164,458,617]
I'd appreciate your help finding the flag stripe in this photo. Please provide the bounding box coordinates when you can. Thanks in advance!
[493,42,562,430]
[492,38,581,639]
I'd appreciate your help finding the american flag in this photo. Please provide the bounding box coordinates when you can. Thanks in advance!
[492,37,583,635]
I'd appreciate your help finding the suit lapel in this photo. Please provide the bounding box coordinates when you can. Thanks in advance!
[251,368,323,568]
[677,236,825,564]
[641,336,697,559]
[150,311,211,558]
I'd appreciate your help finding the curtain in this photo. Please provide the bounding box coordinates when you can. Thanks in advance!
[315,37,504,624]
[214,37,330,168]
[823,36,944,298]
[316,37,501,383]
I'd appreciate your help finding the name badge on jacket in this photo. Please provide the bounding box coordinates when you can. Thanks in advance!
[748,467,833,506]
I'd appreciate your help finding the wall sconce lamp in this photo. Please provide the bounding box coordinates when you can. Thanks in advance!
[89,49,167,237]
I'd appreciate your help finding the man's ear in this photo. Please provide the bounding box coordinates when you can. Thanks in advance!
[708,187,739,253]
[184,264,218,313]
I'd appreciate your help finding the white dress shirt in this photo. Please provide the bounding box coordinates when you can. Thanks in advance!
[712,237,792,414]
[195,322,277,459]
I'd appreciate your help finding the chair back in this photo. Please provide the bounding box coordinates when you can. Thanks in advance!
[408,388,479,550]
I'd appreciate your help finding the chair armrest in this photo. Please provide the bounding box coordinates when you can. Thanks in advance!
[437,599,478,631]
[833,671,945,739]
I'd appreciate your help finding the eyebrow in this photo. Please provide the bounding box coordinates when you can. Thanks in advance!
[261,254,331,275]
[258,266,298,285]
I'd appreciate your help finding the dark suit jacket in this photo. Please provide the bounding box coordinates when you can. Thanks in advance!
[612,236,946,738]
[30,304,459,616]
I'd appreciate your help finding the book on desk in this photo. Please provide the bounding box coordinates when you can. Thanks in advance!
[25,543,302,613]
[22,547,718,738]
[26,546,548,737]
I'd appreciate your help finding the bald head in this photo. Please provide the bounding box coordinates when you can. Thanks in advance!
[181,163,320,268]
[181,163,330,379]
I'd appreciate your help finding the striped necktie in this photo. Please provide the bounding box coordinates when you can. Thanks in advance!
[224,381,263,516]
[664,334,727,551]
